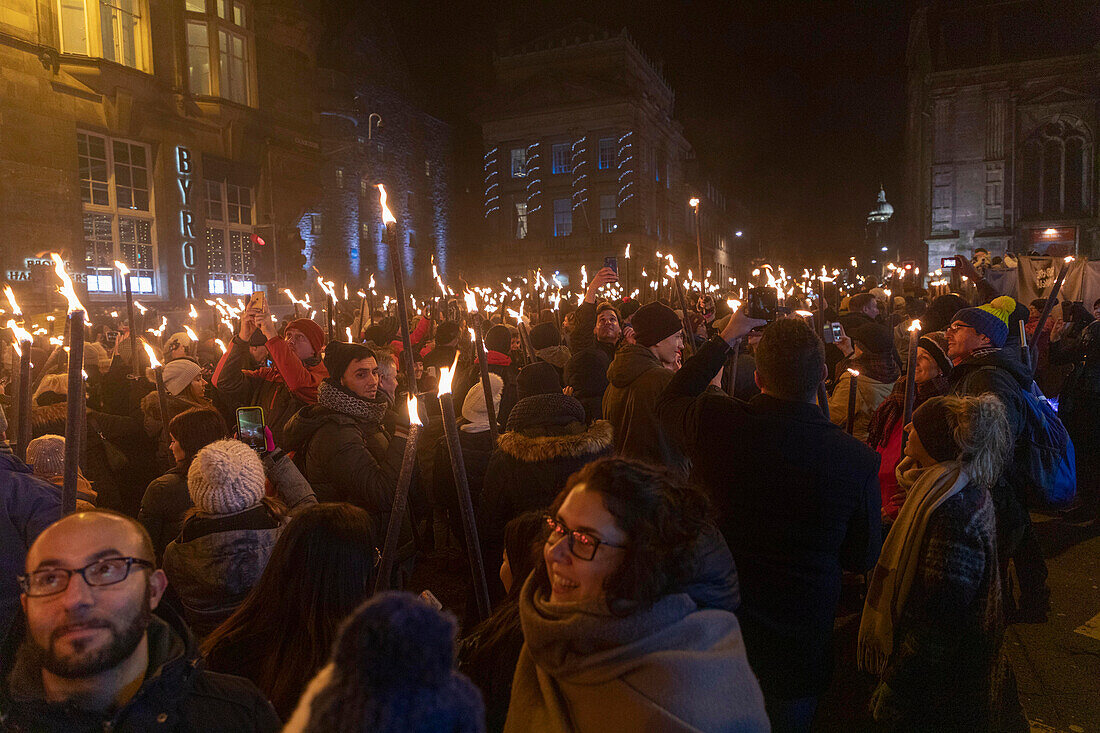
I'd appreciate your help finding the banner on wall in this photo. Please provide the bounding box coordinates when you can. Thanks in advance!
[986,257,1100,307]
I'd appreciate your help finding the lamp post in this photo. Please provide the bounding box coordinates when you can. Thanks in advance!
[689,196,702,286]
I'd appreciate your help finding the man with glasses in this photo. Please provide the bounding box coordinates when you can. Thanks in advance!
[565,265,623,422]
[1,510,280,731]
[212,303,328,447]
[946,295,1051,621]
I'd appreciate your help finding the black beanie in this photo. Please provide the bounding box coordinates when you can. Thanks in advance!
[911,396,960,462]
[323,340,377,381]
[529,322,561,350]
[851,322,895,354]
[631,302,683,347]
[619,299,641,321]
[917,334,952,377]
[517,361,562,399]
[484,324,512,355]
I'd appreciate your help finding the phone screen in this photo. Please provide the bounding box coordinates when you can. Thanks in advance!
[832,323,843,341]
[941,257,957,268]
[603,256,618,274]
[236,407,266,452]
[746,287,778,321]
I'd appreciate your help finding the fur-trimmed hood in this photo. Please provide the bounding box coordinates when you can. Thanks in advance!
[495,419,613,463]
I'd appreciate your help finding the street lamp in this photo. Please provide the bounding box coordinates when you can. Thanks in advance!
[689,197,701,281]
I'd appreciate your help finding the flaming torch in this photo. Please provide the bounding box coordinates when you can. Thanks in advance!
[1028,255,1074,370]
[437,353,491,620]
[374,394,423,592]
[52,254,85,515]
[902,320,922,427]
[142,340,171,449]
[6,318,33,461]
[464,289,498,443]
[113,261,141,379]
[378,184,418,392]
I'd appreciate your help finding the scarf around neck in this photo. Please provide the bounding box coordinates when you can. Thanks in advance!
[865,374,950,449]
[317,379,388,428]
[858,458,969,675]
[850,350,901,385]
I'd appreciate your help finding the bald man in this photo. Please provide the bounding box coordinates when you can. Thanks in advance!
[1,511,279,731]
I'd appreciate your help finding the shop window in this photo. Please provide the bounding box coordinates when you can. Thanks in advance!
[185,0,254,105]
[56,0,151,72]
[77,131,156,294]
[204,180,254,294]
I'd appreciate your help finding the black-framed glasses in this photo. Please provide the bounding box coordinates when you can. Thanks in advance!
[946,322,975,334]
[19,557,154,598]
[543,514,626,562]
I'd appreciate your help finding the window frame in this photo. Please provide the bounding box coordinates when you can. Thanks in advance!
[599,194,617,233]
[553,198,572,237]
[184,0,256,106]
[204,179,255,296]
[597,137,615,170]
[55,0,153,72]
[510,147,527,178]
[77,130,158,296]
[551,143,570,175]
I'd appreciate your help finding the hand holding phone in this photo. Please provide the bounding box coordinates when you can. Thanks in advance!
[745,287,778,321]
[603,256,618,275]
[236,406,267,453]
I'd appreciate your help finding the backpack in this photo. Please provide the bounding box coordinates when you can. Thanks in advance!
[1017,382,1076,507]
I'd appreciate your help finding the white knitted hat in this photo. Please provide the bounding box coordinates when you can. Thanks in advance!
[187,439,266,515]
[162,358,201,395]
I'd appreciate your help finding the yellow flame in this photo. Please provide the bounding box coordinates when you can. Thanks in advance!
[51,254,85,313]
[215,338,227,354]
[141,340,162,369]
[368,273,375,289]
[438,351,460,395]
[187,304,197,320]
[377,184,397,225]
[727,299,742,313]
[345,326,353,341]
[133,300,147,315]
[6,320,32,350]
[3,286,22,317]
[343,284,349,301]
[624,242,631,259]
[183,325,198,342]
[847,368,860,377]
[463,288,478,313]
[794,309,813,317]
[407,394,422,427]
[114,260,130,276]
[1064,256,1075,264]
[908,319,921,333]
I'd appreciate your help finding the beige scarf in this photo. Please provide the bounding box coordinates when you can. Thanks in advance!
[857,458,969,674]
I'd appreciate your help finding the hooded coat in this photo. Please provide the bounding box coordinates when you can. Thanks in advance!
[827,369,893,443]
[503,573,769,733]
[0,605,281,732]
[602,344,688,476]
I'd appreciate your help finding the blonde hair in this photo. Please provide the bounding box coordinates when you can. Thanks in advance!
[945,394,1012,490]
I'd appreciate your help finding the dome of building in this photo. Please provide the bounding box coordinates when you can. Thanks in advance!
[867,186,894,223]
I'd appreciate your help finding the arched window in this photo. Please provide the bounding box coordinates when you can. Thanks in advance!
[1018,118,1091,218]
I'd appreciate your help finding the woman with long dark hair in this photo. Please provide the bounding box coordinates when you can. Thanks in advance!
[504,458,768,732]
[202,503,378,719]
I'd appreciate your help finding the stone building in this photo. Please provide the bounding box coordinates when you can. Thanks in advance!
[901,0,1100,274]
[472,23,746,289]
[0,0,452,308]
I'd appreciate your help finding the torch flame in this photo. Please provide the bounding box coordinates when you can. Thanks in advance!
[215,338,227,354]
[438,352,460,396]
[51,254,85,314]
[114,260,130,276]
[407,394,422,427]
[624,242,631,259]
[133,300,146,315]
[189,304,198,320]
[183,325,198,342]
[6,320,32,349]
[463,289,478,314]
[908,319,921,333]
[1064,256,1075,264]
[141,340,162,369]
[847,368,860,377]
[727,299,742,313]
[377,184,397,226]
[368,273,375,289]
[794,309,813,317]
[3,286,22,317]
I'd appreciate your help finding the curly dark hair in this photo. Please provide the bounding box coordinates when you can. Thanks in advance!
[543,457,710,615]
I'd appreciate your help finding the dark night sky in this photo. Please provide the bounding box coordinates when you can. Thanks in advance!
[378,0,914,261]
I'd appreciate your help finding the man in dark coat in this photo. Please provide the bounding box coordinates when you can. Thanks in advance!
[657,314,881,730]
[946,295,1050,620]
[603,302,689,476]
[212,308,327,448]
[564,266,621,422]
[1,511,279,731]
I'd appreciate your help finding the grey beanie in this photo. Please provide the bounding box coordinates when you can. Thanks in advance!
[187,439,266,514]
[26,435,66,477]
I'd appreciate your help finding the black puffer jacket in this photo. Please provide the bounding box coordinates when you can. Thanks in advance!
[0,605,280,732]
[602,344,687,475]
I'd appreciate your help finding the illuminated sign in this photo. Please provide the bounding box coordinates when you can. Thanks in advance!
[177,146,198,298]
[7,258,86,284]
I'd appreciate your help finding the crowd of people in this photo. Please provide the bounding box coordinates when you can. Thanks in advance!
[0,250,1097,732]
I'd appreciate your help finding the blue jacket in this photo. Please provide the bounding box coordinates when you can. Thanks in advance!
[0,452,62,644]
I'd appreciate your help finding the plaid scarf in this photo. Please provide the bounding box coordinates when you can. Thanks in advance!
[866,374,950,449]
[317,379,389,429]
[847,350,901,385]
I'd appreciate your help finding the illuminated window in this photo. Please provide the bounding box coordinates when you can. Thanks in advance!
[510,148,527,178]
[599,194,616,233]
[56,0,151,72]
[185,0,254,105]
[551,143,569,174]
[204,180,254,294]
[553,198,571,237]
[514,202,528,239]
[597,138,615,170]
[77,131,156,294]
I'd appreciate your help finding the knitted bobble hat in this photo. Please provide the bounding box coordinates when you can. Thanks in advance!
[952,295,1016,348]
[187,439,266,515]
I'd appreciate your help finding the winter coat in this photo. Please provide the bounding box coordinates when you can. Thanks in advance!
[1051,319,1100,500]
[162,502,285,638]
[503,573,769,733]
[139,466,191,560]
[827,369,893,443]
[212,336,327,448]
[602,344,687,475]
[479,419,613,588]
[0,605,281,732]
[564,301,616,423]
[140,389,211,441]
[456,355,518,434]
[0,453,61,645]
[874,482,1010,731]
[657,335,882,700]
[948,348,1033,557]
[432,427,495,550]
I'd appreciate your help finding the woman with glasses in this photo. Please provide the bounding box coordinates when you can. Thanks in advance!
[504,458,768,733]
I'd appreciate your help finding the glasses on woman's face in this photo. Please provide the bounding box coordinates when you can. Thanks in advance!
[19,557,154,598]
[543,514,626,562]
